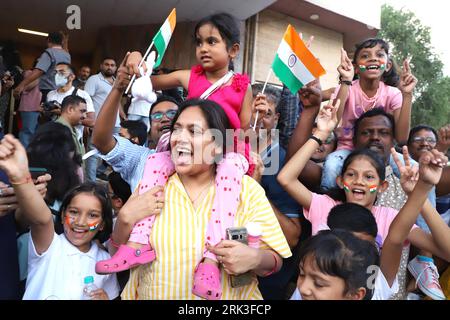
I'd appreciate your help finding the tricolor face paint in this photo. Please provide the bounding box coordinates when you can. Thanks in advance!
[88,221,100,231]
[343,181,351,192]
[368,185,378,193]
[358,62,386,73]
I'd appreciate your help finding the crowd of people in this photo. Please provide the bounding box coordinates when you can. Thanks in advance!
[0,12,449,301]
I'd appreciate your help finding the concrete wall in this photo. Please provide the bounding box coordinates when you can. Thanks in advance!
[93,21,245,74]
[252,9,342,90]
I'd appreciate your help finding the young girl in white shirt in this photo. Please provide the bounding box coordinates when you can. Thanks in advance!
[0,134,120,300]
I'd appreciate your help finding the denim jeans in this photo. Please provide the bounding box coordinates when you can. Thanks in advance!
[85,135,98,183]
[19,111,39,149]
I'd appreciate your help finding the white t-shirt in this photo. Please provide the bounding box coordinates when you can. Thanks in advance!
[290,271,399,301]
[23,233,119,300]
[47,86,95,140]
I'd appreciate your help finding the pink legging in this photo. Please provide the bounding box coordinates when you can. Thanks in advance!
[129,151,248,263]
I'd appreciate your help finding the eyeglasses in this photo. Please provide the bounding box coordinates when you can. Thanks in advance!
[150,110,178,122]
[412,137,437,144]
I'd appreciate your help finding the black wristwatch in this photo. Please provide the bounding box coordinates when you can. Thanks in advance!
[309,135,323,146]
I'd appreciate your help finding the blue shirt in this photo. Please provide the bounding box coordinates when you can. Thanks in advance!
[260,142,301,219]
[258,141,302,299]
[99,135,155,191]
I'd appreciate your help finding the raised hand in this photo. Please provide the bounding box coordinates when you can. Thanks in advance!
[0,135,29,184]
[251,93,269,128]
[316,98,340,134]
[126,51,145,78]
[417,149,447,186]
[398,58,418,94]
[300,33,314,49]
[338,48,354,81]
[437,124,450,153]
[113,52,132,91]
[391,146,419,195]
[299,78,322,108]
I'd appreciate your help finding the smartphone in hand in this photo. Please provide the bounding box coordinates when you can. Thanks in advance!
[226,227,254,288]
[29,167,48,180]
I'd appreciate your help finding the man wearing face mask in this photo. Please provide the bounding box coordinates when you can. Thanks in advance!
[46,63,95,164]
[13,32,71,102]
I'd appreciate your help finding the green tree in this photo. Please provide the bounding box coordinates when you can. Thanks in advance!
[378,4,450,128]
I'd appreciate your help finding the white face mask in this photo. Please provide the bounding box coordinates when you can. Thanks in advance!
[55,73,68,87]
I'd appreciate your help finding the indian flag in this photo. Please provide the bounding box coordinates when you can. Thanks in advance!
[272,24,325,94]
[153,8,176,68]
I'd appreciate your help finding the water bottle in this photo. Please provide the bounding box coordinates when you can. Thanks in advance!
[82,276,98,300]
[246,222,262,249]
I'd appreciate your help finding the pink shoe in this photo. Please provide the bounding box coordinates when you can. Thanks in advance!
[192,262,222,300]
[95,244,156,274]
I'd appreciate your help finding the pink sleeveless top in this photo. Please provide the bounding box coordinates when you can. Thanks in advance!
[187,65,249,129]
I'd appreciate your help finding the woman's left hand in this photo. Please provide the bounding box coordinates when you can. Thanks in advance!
[208,240,259,275]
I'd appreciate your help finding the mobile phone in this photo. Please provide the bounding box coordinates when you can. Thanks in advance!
[29,167,48,180]
[226,227,254,288]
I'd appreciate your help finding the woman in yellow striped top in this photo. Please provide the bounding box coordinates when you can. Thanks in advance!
[110,99,291,299]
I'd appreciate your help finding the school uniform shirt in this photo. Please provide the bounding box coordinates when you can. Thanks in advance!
[121,174,292,300]
[290,271,399,300]
[23,233,119,300]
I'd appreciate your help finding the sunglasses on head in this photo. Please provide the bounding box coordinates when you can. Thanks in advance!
[150,110,178,122]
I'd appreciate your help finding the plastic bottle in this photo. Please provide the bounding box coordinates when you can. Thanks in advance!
[82,276,98,300]
[246,222,262,249]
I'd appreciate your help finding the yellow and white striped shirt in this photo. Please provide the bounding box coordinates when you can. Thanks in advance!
[121,174,291,300]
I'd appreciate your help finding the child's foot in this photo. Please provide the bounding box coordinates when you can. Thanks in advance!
[192,258,222,300]
[95,241,156,274]
[408,255,445,300]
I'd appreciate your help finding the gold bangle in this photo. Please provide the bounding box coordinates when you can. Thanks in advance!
[10,174,32,186]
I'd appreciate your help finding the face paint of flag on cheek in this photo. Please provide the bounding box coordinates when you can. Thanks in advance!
[88,221,100,232]
[368,185,378,193]
[342,181,351,193]
[65,214,74,226]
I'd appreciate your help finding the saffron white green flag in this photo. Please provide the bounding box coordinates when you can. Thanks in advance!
[272,24,325,94]
[153,8,176,68]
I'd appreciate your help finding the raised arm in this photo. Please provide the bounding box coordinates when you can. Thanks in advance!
[335,48,354,123]
[393,59,417,144]
[286,78,322,160]
[278,99,339,210]
[92,53,130,154]
[0,135,54,254]
[125,51,190,91]
[380,147,441,286]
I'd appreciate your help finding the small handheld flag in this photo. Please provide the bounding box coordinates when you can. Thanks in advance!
[271,24,325,94]
[125,8,177,94]
[153,8,177,68]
